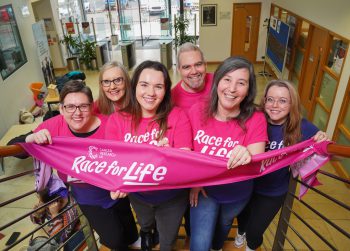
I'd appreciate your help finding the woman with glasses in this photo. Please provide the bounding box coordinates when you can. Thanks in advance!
[93,61,131,115]
[25,80,138,251]
[188,56,268,251]
[106,60,192,251]
[235,79,329,251]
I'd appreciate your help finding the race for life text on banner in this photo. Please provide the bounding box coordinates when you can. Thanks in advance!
[20,137,331,198]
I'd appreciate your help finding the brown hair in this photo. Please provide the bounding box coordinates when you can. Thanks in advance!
[261,79,302,146]
[122,60,172,140]
[60,80,93,104]
[208,56,257,131]
[97,61,131,115]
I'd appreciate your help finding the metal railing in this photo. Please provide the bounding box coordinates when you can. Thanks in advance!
[267,144,350,251]
[1,143,350,250]
[0,145,97,251]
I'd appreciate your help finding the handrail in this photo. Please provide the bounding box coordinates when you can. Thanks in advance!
[1,142,350,158]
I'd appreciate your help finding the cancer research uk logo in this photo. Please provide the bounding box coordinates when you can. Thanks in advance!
[70,145,168,186]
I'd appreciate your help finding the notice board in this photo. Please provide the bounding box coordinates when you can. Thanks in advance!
[266,16,290,75]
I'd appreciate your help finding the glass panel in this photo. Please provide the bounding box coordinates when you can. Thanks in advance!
[293,48,304,76]
[0,4,27,80]
[327,37,348,75]
[336,131,350,175]
[273,7,279,17]
[298,21,309,49]
[184,0,199,37]
[291,73,299,90]
[312,104,329,131]
[244,16,252,52]
[342,101,350,129]
[280,10,287,22]
[318,72,337,110]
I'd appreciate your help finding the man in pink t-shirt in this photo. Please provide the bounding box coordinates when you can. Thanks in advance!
[171,42,213,240]
[172,42,213,111]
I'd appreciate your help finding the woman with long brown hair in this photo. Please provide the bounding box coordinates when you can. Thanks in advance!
[235,79,329,251]
[106,60,192,251]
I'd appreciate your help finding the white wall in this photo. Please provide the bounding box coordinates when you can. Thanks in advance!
[272,0,350,137]
[199,0,272,62]
[0,1,44,138]
[32,0,65,68]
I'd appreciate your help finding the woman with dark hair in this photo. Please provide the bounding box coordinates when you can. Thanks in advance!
[235,79,328,251]
[94,61,131,115]
[25,80,138,251]
[106,60,192,251]
[188,56,268,251]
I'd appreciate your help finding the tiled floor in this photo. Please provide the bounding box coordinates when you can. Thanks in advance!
[1,48,349,250]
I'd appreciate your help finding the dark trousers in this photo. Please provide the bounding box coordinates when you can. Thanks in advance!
[237,192,286,249]
[129,191,188,251]
[79,198,138,251]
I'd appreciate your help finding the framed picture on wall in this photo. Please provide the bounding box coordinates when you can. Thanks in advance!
[201,4,217,26]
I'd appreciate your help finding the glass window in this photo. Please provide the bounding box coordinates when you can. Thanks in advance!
[336,131,350,174]
[291,73,299,89]
[342,102,350,130]
[280,10,287,22]
[327,38,348,75]
[298,21,309,49]
[318,72,337,110]
[0,4,27,80]
[293,48,304,76]
[313,104,329,131]
[273,6,279,17]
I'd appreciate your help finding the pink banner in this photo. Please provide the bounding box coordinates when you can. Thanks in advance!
[20,137,331,195]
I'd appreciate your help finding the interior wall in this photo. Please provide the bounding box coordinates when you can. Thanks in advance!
[272,0,350,137]
[199,0,272,63]
[32,0,64,68]
[0,1,44,138]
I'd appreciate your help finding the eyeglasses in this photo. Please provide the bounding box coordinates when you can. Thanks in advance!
[101,77,124,87]
[265,97,290,107]
[63,103,91,113]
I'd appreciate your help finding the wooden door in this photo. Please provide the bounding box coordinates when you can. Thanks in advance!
[300,26,328,117]
[231,3,261,62]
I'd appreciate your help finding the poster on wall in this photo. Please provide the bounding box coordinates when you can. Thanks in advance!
[66,22,75,34]
[160,18,169,30]
[32,20,55,87]
[266,16,290,76]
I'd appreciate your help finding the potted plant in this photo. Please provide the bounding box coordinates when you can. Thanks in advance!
[78,39,97,70]
[173,15,196,48]
[60,34,80,71]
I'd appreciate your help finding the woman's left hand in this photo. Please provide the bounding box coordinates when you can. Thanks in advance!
[157,137,170,147]
[227,145,252,169]
[313,131,329,143]
[110,190,128,200]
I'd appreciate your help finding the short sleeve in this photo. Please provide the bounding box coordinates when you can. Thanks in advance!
[172,109,193,149]
[245,111,268,145]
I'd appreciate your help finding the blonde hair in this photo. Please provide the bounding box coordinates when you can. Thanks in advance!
[97,61,130,115]
[261,79,302,146]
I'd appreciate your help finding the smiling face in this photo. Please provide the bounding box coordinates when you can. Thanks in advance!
[216,68,249,119]
[264,85,291,125]
[59,92,93,132]
[101,67,126,105]
[178,50,207,93]
[136,68,166,118]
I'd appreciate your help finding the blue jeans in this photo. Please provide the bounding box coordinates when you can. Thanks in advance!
[190,194,249,251]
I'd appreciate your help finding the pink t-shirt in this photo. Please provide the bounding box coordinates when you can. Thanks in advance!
[34,114,116,208]
[171,73,213,111]
[105,106,193,203]
[188,102,268,203]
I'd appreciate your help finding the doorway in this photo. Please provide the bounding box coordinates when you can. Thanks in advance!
[299,26,328,117]
[231,3,261,62]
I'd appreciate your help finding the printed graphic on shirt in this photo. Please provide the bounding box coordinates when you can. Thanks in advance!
[194,129,240,158]
[124,128,168,146]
